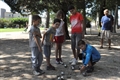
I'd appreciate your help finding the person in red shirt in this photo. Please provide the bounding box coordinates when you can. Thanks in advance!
[68,5,84,65]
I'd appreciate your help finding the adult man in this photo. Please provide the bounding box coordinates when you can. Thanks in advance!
[100,9,114,49]
[68,5,84,65]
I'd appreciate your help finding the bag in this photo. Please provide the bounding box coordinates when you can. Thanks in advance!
[78,53,83,60]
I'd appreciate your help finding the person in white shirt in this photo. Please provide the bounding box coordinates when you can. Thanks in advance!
[54,10,66,64]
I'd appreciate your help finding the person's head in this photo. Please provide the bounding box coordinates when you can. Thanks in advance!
[68,5,76,14]
[52,18,61,29]
[78,40,86,51]
[56,10,65,20]
[104,9,109,15]
[32,15,41,27]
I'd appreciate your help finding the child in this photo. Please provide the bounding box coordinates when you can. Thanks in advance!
[78,40,101,75]
[42,18,61,70]
[68,5,84,66]
[54,10,65,64]
[29,15,44,76]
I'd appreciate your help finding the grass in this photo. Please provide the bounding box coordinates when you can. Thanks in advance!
[0,28,25,32]
[0,27,45,32]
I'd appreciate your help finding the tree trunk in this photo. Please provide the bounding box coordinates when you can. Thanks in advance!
[46,9,50,28]
[83,0,86,35]
[64,12,70,40]
[113,4,118,33]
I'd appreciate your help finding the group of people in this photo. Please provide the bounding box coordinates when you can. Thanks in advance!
[28,5,113,76]
[29,11,66,75]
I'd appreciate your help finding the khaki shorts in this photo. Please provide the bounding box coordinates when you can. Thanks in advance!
[101,30,111,39]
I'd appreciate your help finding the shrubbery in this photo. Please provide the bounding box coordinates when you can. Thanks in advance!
[0,18,28,28]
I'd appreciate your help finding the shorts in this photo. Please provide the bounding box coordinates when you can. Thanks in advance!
[90,57,96,66]
[54,35,64,43]
[101,30,111,39]
[43,45,51,57]
[71,33,82,50]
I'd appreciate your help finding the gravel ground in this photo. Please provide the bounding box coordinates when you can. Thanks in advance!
[0,29,120,80]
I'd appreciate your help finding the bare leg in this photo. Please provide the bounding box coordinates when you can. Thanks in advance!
[72,49,76,59]
[46,57,51,66]
[100,38,103,48]
[76,49,80,60]
[108,39,111,48]
[58,43,62,59]
[55,43,59,59]
[88,61,92,67]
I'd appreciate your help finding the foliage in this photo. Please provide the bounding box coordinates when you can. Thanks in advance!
[0,18,10,28]
[10,18,28,28]
[0,18,28,28]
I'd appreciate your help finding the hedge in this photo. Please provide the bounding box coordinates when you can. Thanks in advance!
[0,18,28,28]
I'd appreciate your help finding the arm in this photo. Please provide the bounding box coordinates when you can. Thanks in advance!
[79,13,84,38]
[41,31,46,46]
[81,20,84,38]
[33,33,42,52]
[101,17,103,27]
[62,23,66,41]
[101,22,103,27]
[80,47,92,73]
[33,31,42,38]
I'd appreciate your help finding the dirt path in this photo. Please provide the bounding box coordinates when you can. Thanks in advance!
[0,30,120,80]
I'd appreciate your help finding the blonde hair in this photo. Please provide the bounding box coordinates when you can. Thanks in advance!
[56,10,65,19]
[104,9,109,13]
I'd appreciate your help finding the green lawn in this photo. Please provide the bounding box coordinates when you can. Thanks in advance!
[0,28,45,32]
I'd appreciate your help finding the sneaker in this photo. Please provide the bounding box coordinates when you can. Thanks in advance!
[56,58,60,64]
[100,46,103,49]
[46,65,55,70]
[71,58,77,66]
[59,58,64,64]
[86,66,94,73]
[33,71,40,76]
[38,69,45,74]
[69,58,75,64]
[108,47,111,50]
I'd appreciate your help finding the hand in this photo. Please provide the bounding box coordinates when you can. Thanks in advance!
[41,40,44,46]
[38,47,42,52]
[82,33,84,39]
[80,65,86,73]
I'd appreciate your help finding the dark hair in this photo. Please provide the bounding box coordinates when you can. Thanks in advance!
[32,15,41,21]
[68,5,75,11]
[53,18,61,24]
[78,40,86,46]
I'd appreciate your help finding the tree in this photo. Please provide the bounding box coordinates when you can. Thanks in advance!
[5,0,120,38]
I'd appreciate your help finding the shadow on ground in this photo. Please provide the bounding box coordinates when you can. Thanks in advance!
[0,34,120,80]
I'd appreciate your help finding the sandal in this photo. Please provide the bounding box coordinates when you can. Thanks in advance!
[108,47,111,50]
[100,46,103,49]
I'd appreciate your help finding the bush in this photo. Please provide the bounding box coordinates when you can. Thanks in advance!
[0,18,28,28]
[9,18,28,28]
[0,18,10,28]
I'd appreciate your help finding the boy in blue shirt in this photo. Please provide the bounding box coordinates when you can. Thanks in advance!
[78,40,101,75]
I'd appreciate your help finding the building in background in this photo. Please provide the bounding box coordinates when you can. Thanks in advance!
[0,8,6,18]
[4,12,28,18]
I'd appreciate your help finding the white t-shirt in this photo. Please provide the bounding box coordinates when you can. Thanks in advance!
[55,20,64,36]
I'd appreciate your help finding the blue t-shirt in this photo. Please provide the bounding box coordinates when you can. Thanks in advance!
[101,15,112,30]
[82,44,101,66]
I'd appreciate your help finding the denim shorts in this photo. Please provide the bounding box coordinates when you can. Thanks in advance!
[71,33,82,50]
[43,45,51,57]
